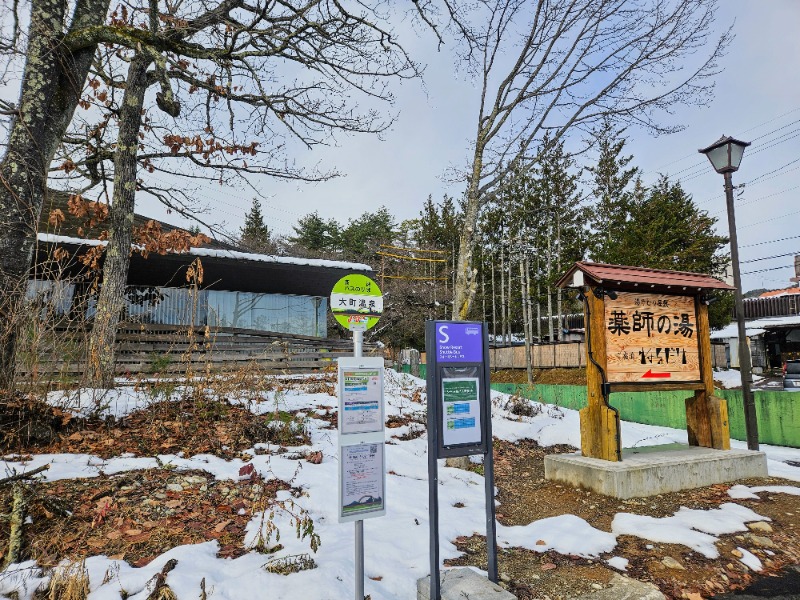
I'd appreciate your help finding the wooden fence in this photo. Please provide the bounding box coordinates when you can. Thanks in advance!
[488,342,728,370]
[18,323,381,377]
[490,343,584,369]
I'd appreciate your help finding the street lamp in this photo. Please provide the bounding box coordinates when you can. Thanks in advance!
[699,135,759,451]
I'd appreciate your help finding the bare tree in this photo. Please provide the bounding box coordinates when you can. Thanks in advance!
[0,0,111,389]
[441,0,730,319]
[1,0,421,387]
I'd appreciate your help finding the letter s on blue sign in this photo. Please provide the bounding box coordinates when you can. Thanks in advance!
[437,325,449,344]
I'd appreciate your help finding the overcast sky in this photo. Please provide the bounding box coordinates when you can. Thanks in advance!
[125,1,800,293]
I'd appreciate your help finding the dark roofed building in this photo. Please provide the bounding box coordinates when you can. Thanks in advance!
[30,191,372,338]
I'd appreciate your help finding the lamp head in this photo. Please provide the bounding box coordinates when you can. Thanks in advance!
[698,135,750,174]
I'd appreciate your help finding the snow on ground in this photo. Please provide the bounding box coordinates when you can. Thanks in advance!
[736,547,764,572]
[3,370,800,599]
[606,556,629,571]
[728,484,800,500]
[611,503,769,558]
[713,368,764,389]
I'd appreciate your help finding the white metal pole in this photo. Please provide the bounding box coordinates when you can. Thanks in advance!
[354,329,364,359]
[353,328,364,600]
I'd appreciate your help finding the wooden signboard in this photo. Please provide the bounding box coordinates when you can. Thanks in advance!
[604,292,701,384]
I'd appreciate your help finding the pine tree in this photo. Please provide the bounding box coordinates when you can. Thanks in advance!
[291,212,336,254]
[239,198,272,253]
[588,124,640,264]
[340,207,395,260]
[627,176,729,275]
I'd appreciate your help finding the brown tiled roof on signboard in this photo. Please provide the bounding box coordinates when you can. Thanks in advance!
[556,261,734,292]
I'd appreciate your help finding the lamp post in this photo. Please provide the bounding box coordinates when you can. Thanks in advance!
[699,135,759,451]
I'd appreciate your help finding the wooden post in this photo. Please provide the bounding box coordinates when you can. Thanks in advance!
[686,300,730,449]
[580,290,621,461]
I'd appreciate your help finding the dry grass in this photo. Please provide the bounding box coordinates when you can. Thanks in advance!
[45,560,89,600]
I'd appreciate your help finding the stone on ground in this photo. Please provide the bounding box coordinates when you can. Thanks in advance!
[417,568,516,600]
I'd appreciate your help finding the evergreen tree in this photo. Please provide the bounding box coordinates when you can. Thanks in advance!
[588,124,640,264]
[291,211,338,254]
[239,198,272,253]
[628,176,728,275]
[415,195,462,254]
[340,207,395,260]
[604,175,732,328]
[529,138,588,340]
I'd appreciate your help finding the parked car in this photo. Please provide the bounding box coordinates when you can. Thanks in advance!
[783,360,800,391]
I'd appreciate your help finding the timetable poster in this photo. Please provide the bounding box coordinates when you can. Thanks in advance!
[340,442,385,518]
[340,368,383,434]
[441,377,482,447]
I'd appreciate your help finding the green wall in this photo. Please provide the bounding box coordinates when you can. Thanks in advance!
[399,365,800,448]
[490,383,800,448]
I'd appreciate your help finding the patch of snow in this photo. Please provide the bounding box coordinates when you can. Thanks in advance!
[728,484,800,499]
[497,514,616,557]
[736,547,763,571]
[606,556,629,571]
[4,370,800,599]
[727,485,760,500]
[0,561,46,600]
[611,503,769,558]
[712,368,763,389]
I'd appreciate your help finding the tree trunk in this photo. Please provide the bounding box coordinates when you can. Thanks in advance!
[0,0,110,390]
[556,212,563,342]
[480,247,485,323]
[525,254,535,376]
[3,484,25,569]
[507,253,513,341]
[536,256,542,342]
[520,258,532,385]
[546,233,554,342]
[452,144,484,320]
[500,245,506,344]
[87,56,150,388]
[491,258,496,341]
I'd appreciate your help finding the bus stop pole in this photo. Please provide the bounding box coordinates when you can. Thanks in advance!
[353,328,364,600]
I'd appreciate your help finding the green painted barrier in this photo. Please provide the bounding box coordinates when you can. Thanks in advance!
[398,363,427,379]
[490,383,800,448]
[397,364,800,448]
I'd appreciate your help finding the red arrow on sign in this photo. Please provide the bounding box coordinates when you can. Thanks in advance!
[642,369,671,379]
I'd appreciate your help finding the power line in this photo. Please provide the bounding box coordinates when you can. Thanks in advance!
[746,156,800,186]
[740,251,800,264]
[742,264,793,276]
[642,107,800,176]
[739,208,800,229]
[741,234,800,249]
[709,183,800,217]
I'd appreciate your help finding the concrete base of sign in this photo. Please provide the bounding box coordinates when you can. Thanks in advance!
[417,568,516,600]
[544,443,768,499]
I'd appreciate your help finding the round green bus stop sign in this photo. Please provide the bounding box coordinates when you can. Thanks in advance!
[330,274,383,331]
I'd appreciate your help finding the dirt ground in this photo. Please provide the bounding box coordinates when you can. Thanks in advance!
[447,439,800,600]
[491,368,587,386]
[2,382,799,599]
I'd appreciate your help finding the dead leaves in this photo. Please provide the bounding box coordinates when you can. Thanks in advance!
[11,469,290,566]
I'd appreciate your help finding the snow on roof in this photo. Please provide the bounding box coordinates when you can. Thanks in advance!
[710,314,800,340]
[38,233,106,247]
[37,233,372,272]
